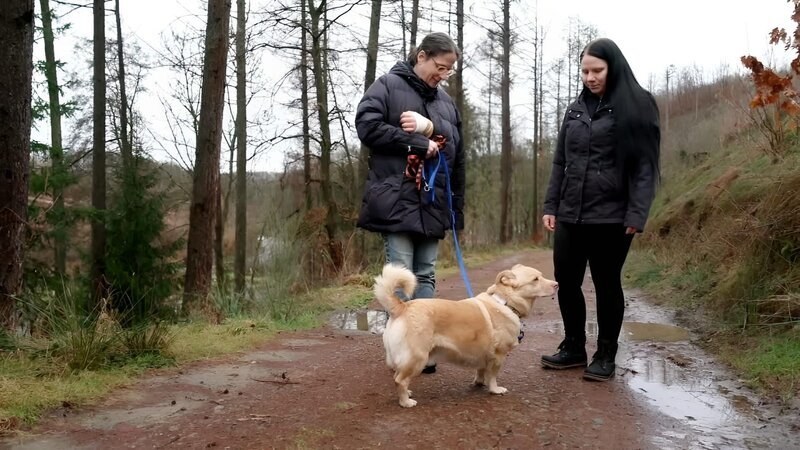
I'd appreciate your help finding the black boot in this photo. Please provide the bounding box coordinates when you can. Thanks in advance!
[541,337,587,369]
[583,340,618,381]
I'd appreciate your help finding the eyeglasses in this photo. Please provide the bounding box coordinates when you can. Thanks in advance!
[431,57,455,77]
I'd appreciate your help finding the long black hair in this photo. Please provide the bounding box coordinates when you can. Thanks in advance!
[581,38,660,181]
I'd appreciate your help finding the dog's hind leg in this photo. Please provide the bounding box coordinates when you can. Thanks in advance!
[473,368,486,387]
[485,357,508,395]
[394,367,418,408]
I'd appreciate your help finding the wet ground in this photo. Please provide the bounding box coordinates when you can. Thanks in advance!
[3,250,800,449]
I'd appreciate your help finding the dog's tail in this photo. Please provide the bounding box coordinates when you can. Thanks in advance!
[374,264,417,316]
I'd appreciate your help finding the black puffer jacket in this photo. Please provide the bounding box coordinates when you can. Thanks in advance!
[543,93,657,231]
[355,61,465,239]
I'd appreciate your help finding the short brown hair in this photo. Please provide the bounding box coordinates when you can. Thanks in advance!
[406,32,460,66]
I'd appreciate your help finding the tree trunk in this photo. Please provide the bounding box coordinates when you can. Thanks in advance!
[498,0,511,243]
[91,0,108,303]
[308,0,342,270]
[399,0,406,57]
[214,177,225,292]
[358,0,381,198]
[301,0,312,210]
[454,0,464,132]
[234,0,247,295]
[0,1,34,331]
[183,0,231,317]
[531,19,541,241]
[114,0,132,169]
[409,0,419,50]
[39,0,66,274]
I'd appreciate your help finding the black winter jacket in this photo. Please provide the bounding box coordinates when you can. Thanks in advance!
[355,61,465,239]
[543,94,657,231]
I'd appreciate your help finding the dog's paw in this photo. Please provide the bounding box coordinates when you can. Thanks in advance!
[489,386,508,395]
[400,398,418,408]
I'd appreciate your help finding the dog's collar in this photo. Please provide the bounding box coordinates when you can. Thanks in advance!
[491,293,523,318]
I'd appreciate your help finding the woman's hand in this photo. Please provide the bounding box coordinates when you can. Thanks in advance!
[426,139,439,159]
[542,214,556,232]
[625,226,638,234]
[400,111,433,137]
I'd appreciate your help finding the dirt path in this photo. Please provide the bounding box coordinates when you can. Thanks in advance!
[4,250,800,449]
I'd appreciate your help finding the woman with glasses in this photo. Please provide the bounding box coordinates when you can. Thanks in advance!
[355,32,465,373]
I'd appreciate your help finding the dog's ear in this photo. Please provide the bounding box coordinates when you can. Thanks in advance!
[495,269,517,287]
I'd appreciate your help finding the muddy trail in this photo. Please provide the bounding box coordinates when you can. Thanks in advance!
[4,250,800,449]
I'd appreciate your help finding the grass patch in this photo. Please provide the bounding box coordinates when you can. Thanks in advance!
[717,329,800,402]
[1,353,142,428]
[1,243,538,430]
[292,426,335,449]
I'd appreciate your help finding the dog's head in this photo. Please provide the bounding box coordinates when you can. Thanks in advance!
[486,264,558,317]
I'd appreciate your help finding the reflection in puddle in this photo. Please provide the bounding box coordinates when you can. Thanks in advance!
[624,355,738,427]
[622,322,689,342]
[546,321,689,342]
[329,310,389,334]
[622,350,759,448]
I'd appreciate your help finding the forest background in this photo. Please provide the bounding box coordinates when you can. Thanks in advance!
[0,0,799,429]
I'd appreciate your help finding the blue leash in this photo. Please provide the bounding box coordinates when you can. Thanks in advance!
[424,153,474,297]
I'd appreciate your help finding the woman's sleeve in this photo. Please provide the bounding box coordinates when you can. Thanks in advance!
[543,112,569,216]
[355,77,430,156]
[624,118,661,231]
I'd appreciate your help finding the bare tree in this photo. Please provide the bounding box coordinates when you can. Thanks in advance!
[91,0,107,303]
[234,0,247,294]
[183,0,232,317]
[531,18,544,241]
[301,0,312,209]
[39,0,67,273]
[307,0,342,269]
[454,0,464,130]
[114,0,132,168]
[357,0,381,193]
[409,0,419,50]
[0,1,34,331]
[499,0,512,243]
[664,64,676,133]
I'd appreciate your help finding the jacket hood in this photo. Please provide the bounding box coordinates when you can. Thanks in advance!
[389,61,439,102]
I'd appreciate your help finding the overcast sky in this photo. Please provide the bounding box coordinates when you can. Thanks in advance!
[535,0,794,83]
[41,0,796,172]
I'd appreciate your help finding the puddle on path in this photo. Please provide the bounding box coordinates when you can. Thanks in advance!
[546,320,691,342]
[330,298,799,448]
[328,310,389,334]
[619,294,798,449]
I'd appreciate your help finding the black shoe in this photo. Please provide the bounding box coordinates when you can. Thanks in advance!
[583,340,618,381]
[541,337,587,369]
[422,364,436,374]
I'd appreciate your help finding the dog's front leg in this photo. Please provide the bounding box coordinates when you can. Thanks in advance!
[485,359,507,395]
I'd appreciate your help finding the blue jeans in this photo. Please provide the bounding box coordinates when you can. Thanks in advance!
[383,232,439,299]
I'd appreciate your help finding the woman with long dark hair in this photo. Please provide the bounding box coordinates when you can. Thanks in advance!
[540,38,660,381]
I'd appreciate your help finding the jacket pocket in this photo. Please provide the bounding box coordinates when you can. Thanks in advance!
[365,174,405,224]
[595,165,620,195]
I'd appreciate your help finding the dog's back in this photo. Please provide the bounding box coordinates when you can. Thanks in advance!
[373,264,417,316]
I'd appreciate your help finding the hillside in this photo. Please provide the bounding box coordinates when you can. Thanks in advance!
[627,74,800,400]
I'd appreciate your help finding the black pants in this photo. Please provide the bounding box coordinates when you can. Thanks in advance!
[553,222,634,343]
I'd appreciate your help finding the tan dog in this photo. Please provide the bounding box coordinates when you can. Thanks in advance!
[374,263,558,407]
